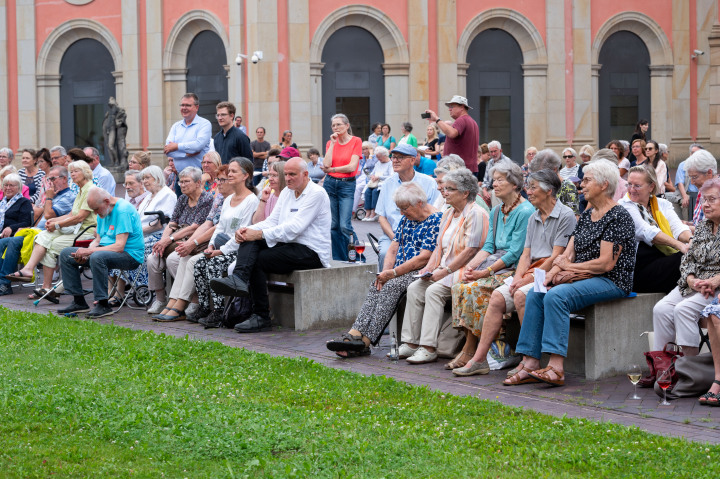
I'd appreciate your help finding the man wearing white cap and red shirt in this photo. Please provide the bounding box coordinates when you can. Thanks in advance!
[425,95,480,176]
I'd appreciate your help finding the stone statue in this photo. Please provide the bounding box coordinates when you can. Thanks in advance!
[103,97,128,167]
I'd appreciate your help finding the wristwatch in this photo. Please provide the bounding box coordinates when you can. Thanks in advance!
[445,266,453,274]
[193,239,199,246]
[169,235,175,242]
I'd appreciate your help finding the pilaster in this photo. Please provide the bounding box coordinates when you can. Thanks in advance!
[146,0,164,154]
[0,1,7,148]
[436,0,457,114]
[246,0,279,144]
[544,0,567,148]
[121,0,141,152]
[16,0,36,149]
[288,0,311,152]
[408,0,429,124]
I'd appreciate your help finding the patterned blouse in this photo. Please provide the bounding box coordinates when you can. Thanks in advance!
[572,205,636,293]
[557,180,580,215]
[170,191,214,226]
[678,219,720,296]
[19,168,46,204]
[392,211,442,267]
[206,192,225,225]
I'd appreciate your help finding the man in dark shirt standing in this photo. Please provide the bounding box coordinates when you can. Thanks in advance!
[213,101,252,164]
[425,95,480,176]
[251,126,271,186]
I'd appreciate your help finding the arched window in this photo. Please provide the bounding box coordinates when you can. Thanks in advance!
[598,31,651,145]
[60,38,115,157]
[466,29,524,161]
[186,30,228,137]
[321,26,384,148]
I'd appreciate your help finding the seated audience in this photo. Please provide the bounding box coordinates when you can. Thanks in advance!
[0,174,35,295]
[0,166,30,200]
[164,158,178,192]
[578,145,595,166]
[7,161,96,298]
[450,161,535,370]
[18,148,46,204]
[326,183,442,356]
[529,149,580,214]
[253,160,285,223]
[361,146,392,221]
[57,188,144,318]
[201,151,222,193]
[32,148,54,223]
[505,159,635,387]
[210,157,331,333]
[653,177,720,356]
[146,166,214,314]
[352,142,374,215]
[452,169,575,376]
[684,149,717,227]
[607,140,630,179]
[432,155,468,210]
[128,151,152,171]
[0,147,12,167]
[559,148,579,180]
[307,148,325,184]
[400,168,488,364]
[619,165,690,293]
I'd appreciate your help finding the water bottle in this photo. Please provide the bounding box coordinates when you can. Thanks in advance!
[389,332,399,362]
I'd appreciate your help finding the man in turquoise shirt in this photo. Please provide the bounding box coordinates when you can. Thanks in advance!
[413,150,436,177]
[58,187,144,319]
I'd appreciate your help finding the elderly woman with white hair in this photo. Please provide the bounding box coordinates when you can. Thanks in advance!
[327,182,442,357]
[684,149,718,227]
[559,148,579,180]
[400,168,489,364]
[0,147,13,168]
[449,161,534,372]
[0,165,30,200]
[504,159,636,387]
[8,161,96,298]
[0,173,34,295]
[361,146,393,221]
[433,155,490,214]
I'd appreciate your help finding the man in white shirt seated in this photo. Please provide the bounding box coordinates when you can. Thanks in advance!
[210,157,331,332]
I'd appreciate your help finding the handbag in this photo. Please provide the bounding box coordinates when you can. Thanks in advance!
[638,342,684,388]
[521,258,549,280]
[436,316,465,358]
[552,270,593,285]
[653,353,714,399]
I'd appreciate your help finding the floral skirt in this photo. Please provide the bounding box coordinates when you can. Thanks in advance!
[451,271,514,336]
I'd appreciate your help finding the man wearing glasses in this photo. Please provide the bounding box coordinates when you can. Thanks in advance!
[374,144,440,268]
[164,93,212,173]
[36,166,77,226]
[213,101,252,165]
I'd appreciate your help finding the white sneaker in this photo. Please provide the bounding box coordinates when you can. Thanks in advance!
[406,346,438,364]
[147,300,166,315]
[185,303,199,317]
[397,343,418,359]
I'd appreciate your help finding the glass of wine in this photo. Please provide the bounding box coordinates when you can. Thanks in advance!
[354,242,367,263]
[627,364,642,400]
[657,369,672,406]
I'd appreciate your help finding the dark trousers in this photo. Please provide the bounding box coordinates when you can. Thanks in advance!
[232,240,323,318]
[632,242,683,294]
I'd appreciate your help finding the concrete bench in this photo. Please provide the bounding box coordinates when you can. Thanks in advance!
[266,260,374,331]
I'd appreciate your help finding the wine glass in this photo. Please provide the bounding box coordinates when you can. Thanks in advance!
[657,369,672,406]
[627,364,642,400]
[355,242,367,263]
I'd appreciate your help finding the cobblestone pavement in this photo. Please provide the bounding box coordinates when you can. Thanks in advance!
[10,219,720,445]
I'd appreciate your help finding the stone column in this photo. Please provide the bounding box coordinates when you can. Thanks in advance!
[671,0,692,152]
[0,1,7,148]
[708,24,720,154]
[436,0,457,113]
[121,0,141,151]
[695,0,715,149]
[408,0,429,122]
[162,68,187,156]
[650,65,675,160]
[246,0,279,144]
[310,62,324,152]
[36,74,61,147]
[544,0,567,149]
[288,0,311,152]
[146,0,165,157]
[590,64,601,148]
[383,64,410,134]
[456,63,469,97]
[523,65,548,150]
[572,0,594,146]
[16,0,36,149]
[228,0,244,113]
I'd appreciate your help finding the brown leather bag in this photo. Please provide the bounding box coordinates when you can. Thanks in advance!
[551,270,593,285]
[521,257,549,280]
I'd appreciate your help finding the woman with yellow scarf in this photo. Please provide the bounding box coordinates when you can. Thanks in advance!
[619,165,691,293]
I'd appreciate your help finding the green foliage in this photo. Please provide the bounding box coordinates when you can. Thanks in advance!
[0,308,718,478]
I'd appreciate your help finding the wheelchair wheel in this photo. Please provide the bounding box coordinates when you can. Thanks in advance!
[132,285,154,307]
[355,208,366,220]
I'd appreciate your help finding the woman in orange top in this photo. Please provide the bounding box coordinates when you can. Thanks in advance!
[322,113,362,261]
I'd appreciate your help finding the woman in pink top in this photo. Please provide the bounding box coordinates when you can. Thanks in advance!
[252,160,286,223]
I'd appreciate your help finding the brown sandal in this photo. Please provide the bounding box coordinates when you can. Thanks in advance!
[529,365,565,387]
[506,361,526,378]
[503,366,541,386]
[445,352,472,370]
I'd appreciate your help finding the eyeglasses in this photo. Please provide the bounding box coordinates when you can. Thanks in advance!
[217,178,228,184]
[179,103,195,108]
[178,180,194,185]
[441,186,458,192]
[47,176,61,182]
[562,155,575,159]
[391,155,410,162]
[702,196,720,205]
[216,113,230,118]
[627,183,648,190]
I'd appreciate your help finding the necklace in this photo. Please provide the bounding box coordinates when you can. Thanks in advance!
[501,194,521,216]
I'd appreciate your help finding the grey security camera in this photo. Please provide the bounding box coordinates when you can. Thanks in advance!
[694,49,705,56]
[251,54,259,64]
[235,53,243,66]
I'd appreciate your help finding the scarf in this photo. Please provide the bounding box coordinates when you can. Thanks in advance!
[0,193,22,231]
[634,194,677,256]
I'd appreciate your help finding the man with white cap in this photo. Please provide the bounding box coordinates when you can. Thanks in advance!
[425,95,479,175]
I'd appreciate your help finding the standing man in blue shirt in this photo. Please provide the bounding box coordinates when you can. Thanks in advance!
[83,147,117,196]
[58,187,144,318]
[214,101,252,165]
[164,93,212,173]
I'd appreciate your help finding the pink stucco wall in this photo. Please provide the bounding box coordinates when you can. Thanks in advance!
[457,0,547,44]
[163,0,230,46]
[308,0,408,43]
[591,1,673,47]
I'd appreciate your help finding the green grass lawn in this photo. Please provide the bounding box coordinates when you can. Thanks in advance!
[0,308,718,478]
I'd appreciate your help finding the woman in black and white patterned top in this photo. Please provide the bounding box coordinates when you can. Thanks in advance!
[505,159,636,387]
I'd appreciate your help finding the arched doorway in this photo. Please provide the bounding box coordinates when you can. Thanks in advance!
[598,31,651,146]
[60,38,115,157]
[186,30,228,137]
[321,26,384,149]
[466,29,524,161]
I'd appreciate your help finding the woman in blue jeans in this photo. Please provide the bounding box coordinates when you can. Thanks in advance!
[322,113,362,260]
[504,159,636,387]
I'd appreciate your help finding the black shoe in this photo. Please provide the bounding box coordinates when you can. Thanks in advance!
[210,276,249,297]
[86,304,114,318]
[0,284,13,296]
[200,310,224,329]
[234,314,272,333]
[58,302,90,315]
[187,307,211,323]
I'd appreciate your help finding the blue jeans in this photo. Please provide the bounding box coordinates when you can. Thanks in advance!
[0,236,24,287]
[516,277,626,359]
[323,176,356,261]
[364,187,381,210]
[60,247,140,302]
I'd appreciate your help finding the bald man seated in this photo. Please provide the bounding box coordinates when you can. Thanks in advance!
[210,157,331,332]
[58,187,145,318]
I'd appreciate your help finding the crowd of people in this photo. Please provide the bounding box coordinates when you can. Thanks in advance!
[4,92,720,404]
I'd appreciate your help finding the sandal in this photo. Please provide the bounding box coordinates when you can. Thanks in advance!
[326,333,367,353]
[699,380,720,406]
[335,347,371,359]
[503,366,540,386]
[445,351,472,370]
[7,271,32,282]
[108,296,123,308]
[153,307,186,322]
[29,288,60,304]
[529,365,565,387]
[506,361,526,378]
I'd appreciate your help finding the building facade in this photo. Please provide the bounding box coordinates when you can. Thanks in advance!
[1,0,719,164]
